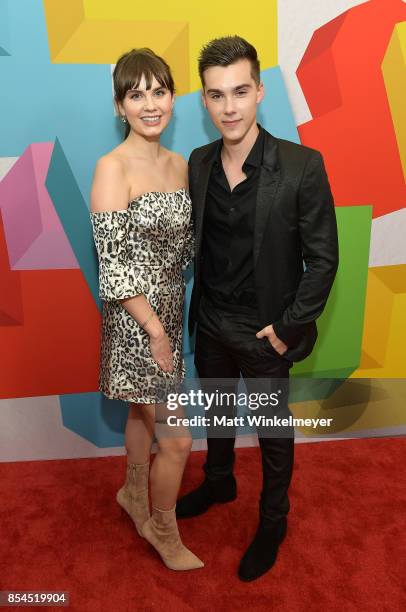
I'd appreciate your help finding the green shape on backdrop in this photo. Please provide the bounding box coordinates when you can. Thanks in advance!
[291,205,372,390]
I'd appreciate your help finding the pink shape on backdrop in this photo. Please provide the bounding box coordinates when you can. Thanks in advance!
[0,142,79,270]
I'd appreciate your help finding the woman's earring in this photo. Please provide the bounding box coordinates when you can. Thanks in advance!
[121,115,128,124]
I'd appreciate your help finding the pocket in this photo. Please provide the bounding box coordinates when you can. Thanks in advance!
[260,336,279,356]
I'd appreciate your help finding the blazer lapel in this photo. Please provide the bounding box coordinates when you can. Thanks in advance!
[194,147,218,256]
[253,131,281,267]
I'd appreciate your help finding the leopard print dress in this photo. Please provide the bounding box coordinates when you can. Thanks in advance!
[90,188,194,404]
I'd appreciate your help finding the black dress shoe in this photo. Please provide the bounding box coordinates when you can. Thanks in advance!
[238,517,287,581]
[176,475,237,518]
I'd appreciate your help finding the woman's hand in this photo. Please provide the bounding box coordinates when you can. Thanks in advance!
[149,329,174,373]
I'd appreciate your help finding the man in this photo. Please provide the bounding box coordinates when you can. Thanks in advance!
[176,36,339,581]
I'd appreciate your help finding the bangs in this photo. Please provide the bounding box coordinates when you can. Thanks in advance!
[128,67,169,93]
[114,49,174,101]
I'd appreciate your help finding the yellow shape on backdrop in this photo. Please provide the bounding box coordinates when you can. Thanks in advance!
[382,22,406,183]
[290,262,406,435]
[43,0,278,95]
[290,379,406,437]
[351,264,406,378]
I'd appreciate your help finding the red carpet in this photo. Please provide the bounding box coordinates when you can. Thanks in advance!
[1,437,405,611]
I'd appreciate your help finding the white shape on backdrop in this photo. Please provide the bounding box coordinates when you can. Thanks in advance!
[0,156,18,181]
[277,0,368,126]
[0,396,127,462]
[0,396,347,462]
[369,208,406,267]
[110,64,118,115]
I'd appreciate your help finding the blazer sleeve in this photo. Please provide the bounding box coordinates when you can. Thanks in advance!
[187,153,195,215]
[90,209,148,301]
[272,151,339,345]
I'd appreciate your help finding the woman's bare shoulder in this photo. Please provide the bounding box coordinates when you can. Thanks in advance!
[91,153,129,213]
[168,149,187,169]
[166,150,188,186]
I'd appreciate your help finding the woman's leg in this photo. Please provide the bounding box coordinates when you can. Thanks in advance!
[117,402,155,536]
[124,402,155,463]
[141,402,204,570]
[150,402,192,510]
[123,401,192,510]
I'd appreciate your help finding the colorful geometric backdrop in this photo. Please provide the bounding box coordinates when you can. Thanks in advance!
[0,0,405,461]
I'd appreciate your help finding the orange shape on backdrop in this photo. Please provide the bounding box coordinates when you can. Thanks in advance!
[297,0,406,218]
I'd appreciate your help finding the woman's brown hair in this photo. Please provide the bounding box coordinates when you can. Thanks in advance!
[113,48,175,138]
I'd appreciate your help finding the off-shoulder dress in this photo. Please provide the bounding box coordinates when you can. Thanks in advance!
[90,188,194,404]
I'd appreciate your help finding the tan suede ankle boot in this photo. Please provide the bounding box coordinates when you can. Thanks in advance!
[116,462,150,537]
[142,505,204,571]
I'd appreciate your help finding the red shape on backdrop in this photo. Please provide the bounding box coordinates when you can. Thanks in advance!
[0,213,24,325]
[0,212,101,399]
[297,0,406,218]
[298,13,346,118]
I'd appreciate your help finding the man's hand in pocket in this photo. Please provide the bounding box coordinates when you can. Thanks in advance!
[256,325,288,355]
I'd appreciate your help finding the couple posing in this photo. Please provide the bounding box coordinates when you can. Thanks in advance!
[90,36,338,581]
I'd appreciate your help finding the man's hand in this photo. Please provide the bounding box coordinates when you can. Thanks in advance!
[256,325,288,356]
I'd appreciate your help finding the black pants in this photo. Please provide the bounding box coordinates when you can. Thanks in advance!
[194,294,295,525]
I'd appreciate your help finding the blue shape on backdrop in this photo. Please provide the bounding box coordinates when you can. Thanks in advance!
[259,67,300,143]
[0,0,11,55]
[0,0,117,203]
[182,266,195,355]
[60,393,128,448]
[46,138,102,308]
[0,1,299,203]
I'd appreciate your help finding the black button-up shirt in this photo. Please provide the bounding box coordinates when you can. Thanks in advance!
[201,125,265,308]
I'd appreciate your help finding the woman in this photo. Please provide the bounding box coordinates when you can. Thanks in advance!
[89,48,202,571]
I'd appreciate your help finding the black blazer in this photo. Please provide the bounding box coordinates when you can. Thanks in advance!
[188,128,339,362]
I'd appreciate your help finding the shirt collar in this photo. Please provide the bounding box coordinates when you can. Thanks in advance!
[213,123,265,171]
[244,123,265,168]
